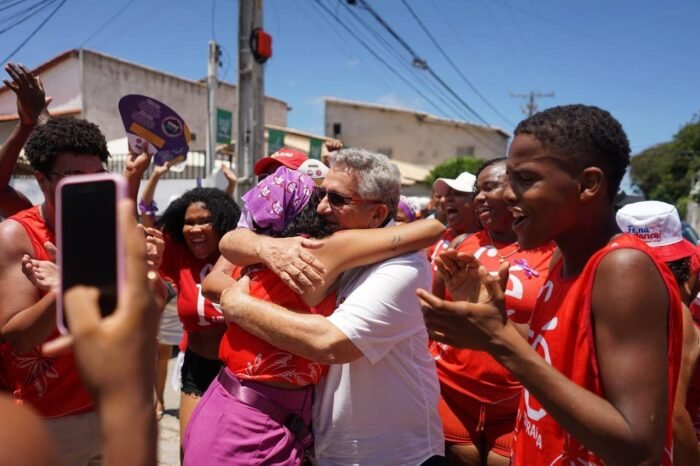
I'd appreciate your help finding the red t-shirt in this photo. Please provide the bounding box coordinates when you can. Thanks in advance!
[159,236,225,334]
[433,231,553,407]
[427,228,456,266]
[0,206,94,418]
[511,234,682,465]
[219,268,336,386]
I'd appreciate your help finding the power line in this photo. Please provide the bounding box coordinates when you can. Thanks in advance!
[297,0,394,93]
[352,0,491,127]
[339,0,464,120]
[0,0,56,36]
[310,0,457,120]
[399,0,515,128]
[0,0,66,65]
[0,0,32,14]
[315,0,507,155]
[80,0,138,47]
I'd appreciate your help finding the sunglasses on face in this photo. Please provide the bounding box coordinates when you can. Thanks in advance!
[315,187,383,208]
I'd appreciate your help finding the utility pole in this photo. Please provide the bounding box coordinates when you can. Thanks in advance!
[206,40,220,182]
[236,0,265,201]
[511,91,554,117]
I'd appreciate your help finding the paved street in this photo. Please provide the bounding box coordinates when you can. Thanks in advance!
[157,356,181,466]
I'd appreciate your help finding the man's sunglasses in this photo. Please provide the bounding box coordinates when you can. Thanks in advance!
[315,187,383,208]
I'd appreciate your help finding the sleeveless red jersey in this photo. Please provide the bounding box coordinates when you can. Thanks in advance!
[159,236,225,333]
[511,234,682,465]
[0,206,93,418]
[433,231,553,406]
[219,268,336,386]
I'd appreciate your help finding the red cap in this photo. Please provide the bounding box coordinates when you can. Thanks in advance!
[254,147,308,176]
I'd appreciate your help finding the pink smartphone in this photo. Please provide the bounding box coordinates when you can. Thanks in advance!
[56,173,126,334]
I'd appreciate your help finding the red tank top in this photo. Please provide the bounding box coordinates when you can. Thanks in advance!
[687,322,700,442]
[159,236,225,333]
[0,206,93,418]
[433,231,553,406]
[511,234,682,465]
[219,268,336,386]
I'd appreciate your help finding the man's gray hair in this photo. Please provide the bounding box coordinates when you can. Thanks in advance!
[329,148,400,219]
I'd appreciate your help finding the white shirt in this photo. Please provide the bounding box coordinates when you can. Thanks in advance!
[313,251,444,465]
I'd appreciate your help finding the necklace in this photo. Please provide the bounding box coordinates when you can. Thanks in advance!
[486,231,521,263]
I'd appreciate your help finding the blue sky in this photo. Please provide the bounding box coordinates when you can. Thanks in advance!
[2,0,699,157]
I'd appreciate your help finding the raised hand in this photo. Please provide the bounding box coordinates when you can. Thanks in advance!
[417,264,510,351]
[142,226,165,270]
[152,161,170,178]
[4,63,50,127]
[325,139,343,152]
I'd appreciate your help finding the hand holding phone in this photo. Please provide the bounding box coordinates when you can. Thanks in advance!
[56,173,126,334]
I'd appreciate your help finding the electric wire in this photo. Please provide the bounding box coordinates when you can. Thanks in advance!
[328,0,506,155]
[310,0,457,120]
[355,0,491,126]
[0,0,56,36]
[400,0,515,128]
[79,0,138,47]
[0,0,66,65]
[339,0,464,120]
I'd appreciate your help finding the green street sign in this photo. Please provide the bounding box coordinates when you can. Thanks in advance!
[216,109,232,144]
[268,129,286,155]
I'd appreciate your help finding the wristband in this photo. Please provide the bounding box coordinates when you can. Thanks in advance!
[138,199,158,217]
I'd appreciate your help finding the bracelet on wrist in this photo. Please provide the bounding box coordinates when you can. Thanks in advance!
[138,200,158,217]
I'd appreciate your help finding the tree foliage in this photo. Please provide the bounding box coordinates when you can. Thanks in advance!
[630,113,700,212]
[425,156,482,186]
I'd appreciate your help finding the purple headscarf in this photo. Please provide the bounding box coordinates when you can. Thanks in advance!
[241,166,315,233]
[397,196,417,222]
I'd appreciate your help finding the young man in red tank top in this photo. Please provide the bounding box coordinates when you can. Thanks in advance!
[418,105,683,465]
[0,117,151,465]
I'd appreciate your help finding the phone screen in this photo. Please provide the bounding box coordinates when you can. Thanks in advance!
[60,178,119,324]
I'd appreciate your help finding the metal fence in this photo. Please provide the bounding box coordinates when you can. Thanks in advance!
[13,151,235,180]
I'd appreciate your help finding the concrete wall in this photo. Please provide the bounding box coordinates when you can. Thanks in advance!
[0,54,84,146]
[0,54,83,117]
[325,100,509,167]
[81,50,288,151]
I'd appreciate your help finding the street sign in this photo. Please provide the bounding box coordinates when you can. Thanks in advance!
[216,108,233,144]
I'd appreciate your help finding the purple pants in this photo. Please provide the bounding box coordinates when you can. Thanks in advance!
[183,368,313,466]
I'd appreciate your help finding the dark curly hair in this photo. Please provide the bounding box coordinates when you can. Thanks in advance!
[24,117,110,175]
[158,188,241,244]
[667,257,691,287]
[267,191,334,239]
[475,157,508,180]
[514,105,630,201]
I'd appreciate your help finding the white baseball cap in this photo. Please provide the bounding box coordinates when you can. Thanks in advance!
[297,159,329,186]
[433,171,477,193]
[616,200,696,262]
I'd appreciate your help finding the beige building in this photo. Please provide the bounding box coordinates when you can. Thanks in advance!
[325,97,510,167]
[0,48,289,150]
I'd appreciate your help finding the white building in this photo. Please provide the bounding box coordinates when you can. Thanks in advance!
[0,48,289,150]
[325,97,510,167]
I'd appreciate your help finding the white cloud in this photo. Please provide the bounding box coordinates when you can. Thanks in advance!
[376,92,409,108]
